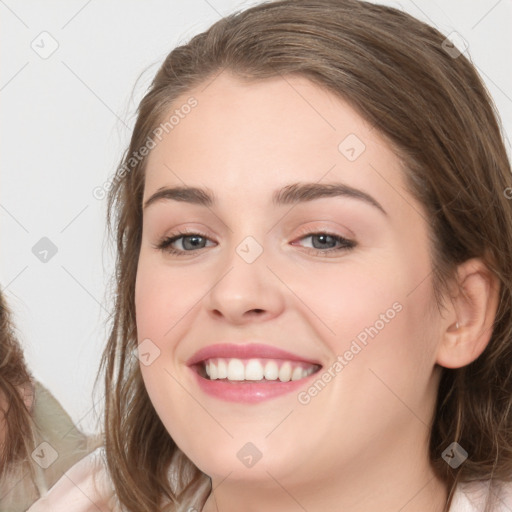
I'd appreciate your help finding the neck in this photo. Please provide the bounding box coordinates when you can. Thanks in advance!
[201,436,449,512]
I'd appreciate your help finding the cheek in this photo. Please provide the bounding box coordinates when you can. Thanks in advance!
[275,255,407,348]
[283,248,438,382]
[135,253,205,344]
[287,268,438,448]
[329,262,439,422]
[134,257,196,437]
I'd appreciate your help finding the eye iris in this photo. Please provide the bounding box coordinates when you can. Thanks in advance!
[183,235,206,250]
[312,234,336,249]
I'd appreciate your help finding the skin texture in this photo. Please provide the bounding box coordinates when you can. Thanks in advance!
[135,73,499,512]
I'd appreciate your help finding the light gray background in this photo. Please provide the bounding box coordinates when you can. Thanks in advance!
[1,0,511,435]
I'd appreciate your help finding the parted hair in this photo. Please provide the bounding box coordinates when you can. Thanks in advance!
[101,1,512,510]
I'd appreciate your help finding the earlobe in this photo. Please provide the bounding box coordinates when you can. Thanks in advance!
[436,258,500,369]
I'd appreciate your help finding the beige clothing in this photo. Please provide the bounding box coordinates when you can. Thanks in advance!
[0,381,100,511]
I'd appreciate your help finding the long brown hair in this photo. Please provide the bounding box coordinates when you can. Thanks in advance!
[0,291,34,480]
[101,1,512,510]
[0,292,100,509]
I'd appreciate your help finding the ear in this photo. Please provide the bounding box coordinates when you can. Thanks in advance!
[436,258,500,369]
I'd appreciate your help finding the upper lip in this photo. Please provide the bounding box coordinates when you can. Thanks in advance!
[186,343,322,367]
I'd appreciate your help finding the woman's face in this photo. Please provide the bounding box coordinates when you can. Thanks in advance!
[135,73,444,494]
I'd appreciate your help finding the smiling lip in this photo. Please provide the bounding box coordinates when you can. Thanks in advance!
[187,343,321,403]
[187,343,320,366]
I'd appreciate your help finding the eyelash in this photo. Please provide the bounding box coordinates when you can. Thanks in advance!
[155,229,356,257]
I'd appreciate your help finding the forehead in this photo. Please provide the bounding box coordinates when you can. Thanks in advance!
[143,72,408,213]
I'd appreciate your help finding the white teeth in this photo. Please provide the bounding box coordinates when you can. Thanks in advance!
[291,366,303,381]
[209,361,218,380]
[217,359,228,379]
[245,359,264,380]
[264,361,279,380]
[278,362,292,382]
[203,358,317,382]
[227,359,245,381]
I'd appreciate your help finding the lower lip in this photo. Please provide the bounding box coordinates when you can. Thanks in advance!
[191,369,319,403]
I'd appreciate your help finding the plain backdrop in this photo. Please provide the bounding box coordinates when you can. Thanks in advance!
[1,0,511,435]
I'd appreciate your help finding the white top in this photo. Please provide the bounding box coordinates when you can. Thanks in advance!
[27,448,512,512]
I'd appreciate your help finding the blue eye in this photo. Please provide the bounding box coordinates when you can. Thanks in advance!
[292,232,356,256]
[156,232,214,254]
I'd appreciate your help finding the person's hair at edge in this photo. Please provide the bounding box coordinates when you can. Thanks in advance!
[0,291,35,480]
[100,0,512,511]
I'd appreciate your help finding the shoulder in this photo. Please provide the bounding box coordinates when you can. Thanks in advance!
[450,480,512,511]
[27,447,120,512]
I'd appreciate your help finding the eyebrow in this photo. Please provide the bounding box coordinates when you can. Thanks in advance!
[143,182,387,216]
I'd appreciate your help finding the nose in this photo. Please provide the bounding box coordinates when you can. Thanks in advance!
[204,244,286,325]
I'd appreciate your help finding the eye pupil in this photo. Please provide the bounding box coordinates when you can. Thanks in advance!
[312,234,335,249]
[183,235,205,250]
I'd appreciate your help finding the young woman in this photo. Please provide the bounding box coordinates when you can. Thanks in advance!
[28,0,512,511]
